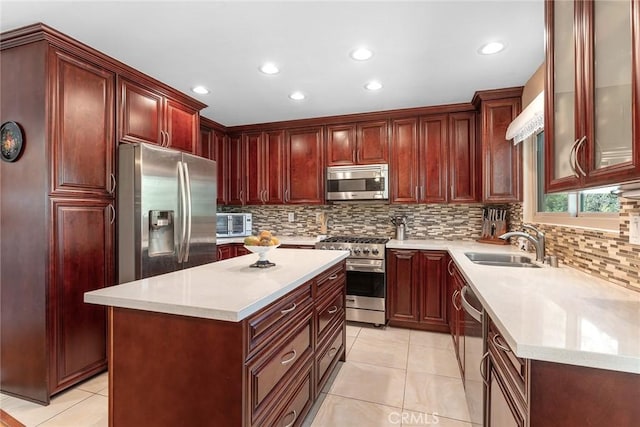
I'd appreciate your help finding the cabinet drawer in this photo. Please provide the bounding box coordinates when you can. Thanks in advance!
[246,282,313,356]
[260,363,313,427]
[487,319,527,404]
[315,262,345,296]
[316,284,344,345]
[247,312,313,421]
[316,323,344,393]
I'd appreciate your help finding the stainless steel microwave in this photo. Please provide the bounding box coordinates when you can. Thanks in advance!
[216,213,252,237]
[326,164,389,201]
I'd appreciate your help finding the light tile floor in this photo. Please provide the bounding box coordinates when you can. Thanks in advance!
[1,324,480,427]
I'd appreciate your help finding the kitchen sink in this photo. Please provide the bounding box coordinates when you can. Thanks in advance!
[464,252,540,268]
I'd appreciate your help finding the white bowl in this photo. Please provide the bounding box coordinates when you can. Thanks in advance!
[244,244,280,262]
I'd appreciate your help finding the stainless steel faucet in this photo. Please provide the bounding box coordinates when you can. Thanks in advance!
[499,224,546,262]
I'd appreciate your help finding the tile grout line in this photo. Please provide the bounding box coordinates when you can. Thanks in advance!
[33,393,95,427]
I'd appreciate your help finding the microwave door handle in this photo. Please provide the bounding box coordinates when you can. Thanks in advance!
[177,161,187,263]
[183,162,192,262]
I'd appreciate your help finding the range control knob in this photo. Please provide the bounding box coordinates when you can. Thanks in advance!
[353,247,361,255]
[362,247,370,255]
[371,247,379,255]
[329,245,335,250]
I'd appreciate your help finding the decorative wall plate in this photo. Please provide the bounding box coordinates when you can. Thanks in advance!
[1,121,24,162]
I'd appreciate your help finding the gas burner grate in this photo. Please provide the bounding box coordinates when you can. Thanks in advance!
[319,236,389,244]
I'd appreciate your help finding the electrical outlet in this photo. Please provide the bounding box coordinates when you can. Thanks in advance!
[630,213,640,245]
[288,212,295,222]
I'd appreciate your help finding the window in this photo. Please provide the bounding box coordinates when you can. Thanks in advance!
[527,131,619,231]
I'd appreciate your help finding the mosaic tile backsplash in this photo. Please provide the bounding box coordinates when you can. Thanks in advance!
[221,198,640,291]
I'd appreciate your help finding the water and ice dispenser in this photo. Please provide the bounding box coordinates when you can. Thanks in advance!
[148,210,175,256]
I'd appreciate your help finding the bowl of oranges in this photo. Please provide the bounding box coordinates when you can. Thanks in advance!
[243,230,280,268]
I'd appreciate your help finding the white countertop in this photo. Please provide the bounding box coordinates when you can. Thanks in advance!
[388,239,640,374]
[85,249,348,322]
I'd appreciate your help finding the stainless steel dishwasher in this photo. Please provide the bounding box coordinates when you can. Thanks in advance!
[460,285,484,425]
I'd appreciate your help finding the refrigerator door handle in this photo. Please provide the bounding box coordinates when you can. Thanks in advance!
[183,162,193,262]
[177,161,188,263]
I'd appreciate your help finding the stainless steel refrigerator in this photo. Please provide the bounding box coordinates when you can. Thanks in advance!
[118,143,217,283]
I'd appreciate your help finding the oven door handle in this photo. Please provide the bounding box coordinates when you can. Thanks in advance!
[346,264,385,273]
[460,286,482,323]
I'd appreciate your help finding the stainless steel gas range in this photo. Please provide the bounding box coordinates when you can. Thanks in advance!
[315,236,389,326]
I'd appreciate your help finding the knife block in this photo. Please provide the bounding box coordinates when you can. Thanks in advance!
[477,208,509,245]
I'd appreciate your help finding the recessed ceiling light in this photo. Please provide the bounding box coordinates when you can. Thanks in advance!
[260,62,280,74]
[365,81,382,91]
[350,47,373,61]
[479,41,505,55]
[191,86,209,95]
[289,91,305,101]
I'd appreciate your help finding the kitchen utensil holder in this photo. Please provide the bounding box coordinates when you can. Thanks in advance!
[477,207,509,245]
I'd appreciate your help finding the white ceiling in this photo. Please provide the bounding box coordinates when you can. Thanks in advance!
[0,0,545,127]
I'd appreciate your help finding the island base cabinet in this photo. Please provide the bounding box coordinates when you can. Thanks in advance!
[109,307,245,427]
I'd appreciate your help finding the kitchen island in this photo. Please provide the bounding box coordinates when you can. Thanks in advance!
[85,248,349,427]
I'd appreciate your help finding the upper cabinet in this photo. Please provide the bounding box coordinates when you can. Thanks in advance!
[326,120,388,166]
[118,78,200,153]
[545,0,640,192]
[390,111,478,204]
[473,89,523,203]
[200,119,228,205]
[244,130,286,204]
[285,127,325,204]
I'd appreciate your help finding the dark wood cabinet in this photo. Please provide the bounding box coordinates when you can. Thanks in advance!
[390,118,420,203]
[545,0,640,192]
[50,49,115,198]
[447,258,465,378]
[473,89,523,203]
[449,111,479,202]
[50,199,113,390]
[244,130,285,204]
[118,78,200,153]
[108,261,346,426]
[326,120,389,166]
[200,119,228,205]
[1,28,116,404]
[285,127,324,204]
[387,249,449,332]
[228,134,245,205]
[391,112,477,204]
[216,243,252,260]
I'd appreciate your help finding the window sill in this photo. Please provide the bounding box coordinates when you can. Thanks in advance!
[529,213,619,233]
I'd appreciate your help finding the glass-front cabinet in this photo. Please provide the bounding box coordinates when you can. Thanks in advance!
[545,0,640,192]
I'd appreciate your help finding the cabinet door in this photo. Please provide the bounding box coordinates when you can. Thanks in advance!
[264,130,285,204]
[199,127,213,160]
[418,251,448,330]
[449,112,478,202]
[50,198,112,391]
[486,364,525,427]
[217,245,233,260]
[228,135,245,205]
[326,124,356,166]
[118,78,164,145]
[213,130,229,205]
[481,99,522,203]
[244,132,264,205]
[420,115,449,203]
[285,127,324,204]
[357,120,389,164]
[390,118,419,203]
[583,0,640,186]
[50,49,115,197]
[386,249,420,323]
[166,99,198,153]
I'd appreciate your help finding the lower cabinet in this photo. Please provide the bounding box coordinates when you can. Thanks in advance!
[484,315,640,427]
[386,249,448,332]
[447,258,466,379]
[217,243,252,260]
[108,260,346,426]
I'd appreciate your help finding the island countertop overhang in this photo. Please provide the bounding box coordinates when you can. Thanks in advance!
[85,248,349,322]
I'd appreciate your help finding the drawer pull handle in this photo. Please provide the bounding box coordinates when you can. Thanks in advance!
[452,290,461,311]
[328,347,338,358]
[447,259,454,276]
[327,306,338,314]
[492,334,511,353]
[329,274,338,280]
[281,349,297,365]
[283,409,297,427]
[280,302,297,315]
[480,351,490,386]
